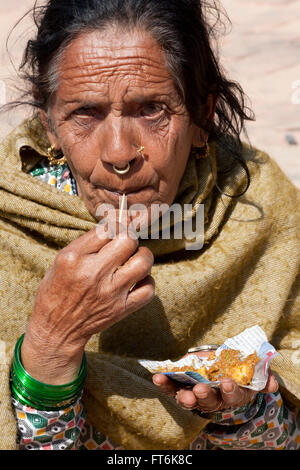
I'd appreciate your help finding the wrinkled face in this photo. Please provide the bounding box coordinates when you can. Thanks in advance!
[42,27,208,221]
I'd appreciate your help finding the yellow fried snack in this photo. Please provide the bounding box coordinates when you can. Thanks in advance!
[205,349,260,385]
[195,366,209,380]
[157,349,260,386]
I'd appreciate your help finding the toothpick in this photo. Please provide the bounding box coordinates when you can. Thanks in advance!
[119,193,126,223]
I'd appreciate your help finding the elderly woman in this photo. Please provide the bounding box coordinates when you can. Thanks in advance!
[0,0,299,451]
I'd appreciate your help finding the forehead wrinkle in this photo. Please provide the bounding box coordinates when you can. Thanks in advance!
[59,63,174,103]
[60,36,170,83]
[60,59,170,84]
[60,69,172,92]
[62,31,168,68]
[61,67,170,86]
[57,31,179,107]
[82,50,167,69]
[59,82,177,107]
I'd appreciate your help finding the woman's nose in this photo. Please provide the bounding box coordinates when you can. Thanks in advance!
[100,116,138,170]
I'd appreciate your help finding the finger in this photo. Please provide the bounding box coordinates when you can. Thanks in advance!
[261,373,279,394]
[114,246,154,289]
[124,275,155,312]
[192,383,221,411]
[176,389,199,410]
[152,374,179,397]
[94,228,139,268]
[66,225,112,255]
[95,275,155,331]
[219,378,256,408]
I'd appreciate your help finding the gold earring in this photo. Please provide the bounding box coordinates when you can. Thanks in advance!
[47,145,67,166]
[191,142,209,159]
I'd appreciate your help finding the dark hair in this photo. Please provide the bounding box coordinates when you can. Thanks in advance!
[6,0,256,197]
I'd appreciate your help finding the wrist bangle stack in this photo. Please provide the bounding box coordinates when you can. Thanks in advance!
[10,334,87,411]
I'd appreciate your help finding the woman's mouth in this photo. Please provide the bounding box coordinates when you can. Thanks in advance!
[99,185,155,205]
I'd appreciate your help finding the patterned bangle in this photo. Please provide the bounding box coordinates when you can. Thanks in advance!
[10,334,87,411]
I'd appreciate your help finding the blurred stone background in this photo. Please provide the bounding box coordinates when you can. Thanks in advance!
[0,0,299,187]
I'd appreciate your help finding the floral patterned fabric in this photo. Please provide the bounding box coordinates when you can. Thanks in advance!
[10,159,299,450]
[12,396,121,450]
[190,391,300,450]
[29,158,78,196]
[12,391,300,450]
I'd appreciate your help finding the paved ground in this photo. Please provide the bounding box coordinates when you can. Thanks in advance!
[220,0,300,188]
[0,0,299,187]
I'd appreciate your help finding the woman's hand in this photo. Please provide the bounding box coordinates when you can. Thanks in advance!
[152,372,279,414]
[21,225,155,385]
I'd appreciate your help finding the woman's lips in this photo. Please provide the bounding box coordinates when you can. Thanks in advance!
[100,186,154,205]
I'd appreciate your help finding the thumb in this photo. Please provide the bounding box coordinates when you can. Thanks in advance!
[261,373,279,394]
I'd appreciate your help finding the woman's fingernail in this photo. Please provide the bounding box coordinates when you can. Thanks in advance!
[181,404,196,410]
[222,382,234,393]
[197,392,208,399]
[194,385,209,399]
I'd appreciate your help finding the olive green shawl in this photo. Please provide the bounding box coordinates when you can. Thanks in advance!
[0,116,299,450]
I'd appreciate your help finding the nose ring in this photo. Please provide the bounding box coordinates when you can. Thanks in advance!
[113,146,145,175]
[113,163,131,175]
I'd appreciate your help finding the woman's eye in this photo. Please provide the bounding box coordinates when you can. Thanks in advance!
[73,107,95,117]
[70,107,106,127]
[140,103,164,118]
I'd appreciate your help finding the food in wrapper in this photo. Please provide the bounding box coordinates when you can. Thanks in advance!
[205,349,260,385]
[155,349,260,386]
[139,325,279,391]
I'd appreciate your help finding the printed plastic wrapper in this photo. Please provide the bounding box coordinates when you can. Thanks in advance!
[139,325,278,391]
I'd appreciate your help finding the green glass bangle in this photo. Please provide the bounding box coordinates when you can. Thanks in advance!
[10,381,82,410]
[10,367,83,407]
[10,334,87,410]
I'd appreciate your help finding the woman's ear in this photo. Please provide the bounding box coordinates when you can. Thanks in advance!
[39,109,60,149]
[192,92,218,147]
[192,127,208,148]
[205,91,218,122]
